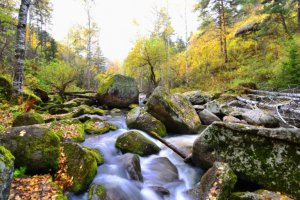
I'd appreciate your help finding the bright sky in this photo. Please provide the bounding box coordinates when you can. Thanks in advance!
[50,0,199,61]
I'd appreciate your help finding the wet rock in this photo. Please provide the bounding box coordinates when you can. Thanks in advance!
[115,131,160,156]
[146,157,179,182]
[0,126,60,173]
[149,186,170,197]
[188,162,237,200]
[183,91,210,105]
[192,122,300,199]
[96,74,139,108]
[204,100,221,116]
[120,153,143,182]
[0,145,14,200]
[62,142,98,194]
[198,109,221,125]
[242,109,279,128]
[231,190,294,200]
[126,107,166,137]
[12,112,44,127]
[145,87,201,134]
[84,119,117,135]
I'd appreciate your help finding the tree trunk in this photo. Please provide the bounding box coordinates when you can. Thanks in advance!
[279,13,289,34]
[13,0,31,95]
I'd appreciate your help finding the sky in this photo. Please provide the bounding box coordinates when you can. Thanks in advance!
[50,0,199,61]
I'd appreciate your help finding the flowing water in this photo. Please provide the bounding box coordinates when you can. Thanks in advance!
[69,113,202,200]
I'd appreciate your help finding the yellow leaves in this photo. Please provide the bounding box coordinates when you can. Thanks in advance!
[50,123,80,140]
[9,175,61,200]
[54,147,73,190]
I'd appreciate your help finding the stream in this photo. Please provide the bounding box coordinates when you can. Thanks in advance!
[68,101,202,200]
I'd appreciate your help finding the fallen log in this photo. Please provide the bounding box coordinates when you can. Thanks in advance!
[149,131,188,160]
[247,94,300,102]
[236,96,289,109]
[245,88,300,98]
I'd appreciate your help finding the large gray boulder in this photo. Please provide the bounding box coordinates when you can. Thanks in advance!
[198,109,221,125]
[0,126,60,174]
[188,162,237,200]
[183,91,210,105]
[192,122,300,199]
[242,109,280,128]
[120,153,143,182]
[145,87,201,134]
[96,74,139,108]
[0,146,14,200]
[126,107,166,137]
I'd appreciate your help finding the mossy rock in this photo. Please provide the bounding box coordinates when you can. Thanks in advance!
[192,122,300,199]
[88,184,107,200]
[83,147,104,165]
[73,105,105,118]
[145,86,201,134]
[0,76,12,101]
[49,119,85,142]
[0,126,60,174]
[129,104,139,110]
[84,119,117,135]
[12,112,44,127]
[115,131,160,156]
[231,190,293,200]
[49,107,70,115]
[96,74,139,108]
[188,162,237,200]
[23,88,42,104]
[126,107,167,137]
[0,145,15,200]
[33,88,49,102]
[62,142,97,194]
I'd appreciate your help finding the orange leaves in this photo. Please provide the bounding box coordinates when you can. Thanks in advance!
[51,124,80,140]
[54,147,73,190]
[0,105,13,129]
[9,175,61,200]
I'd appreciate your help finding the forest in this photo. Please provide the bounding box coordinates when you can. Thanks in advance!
[0,0,300,200]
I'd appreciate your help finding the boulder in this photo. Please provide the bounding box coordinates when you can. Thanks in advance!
[183,91,210,105]
[223,116,243,123]
[198,109,221,125]
[115,131,160,156]
[0,146,14,200]
[231,190,293,200]
[96,74,139,108]
[73,105,105,117]
[88,184,107,200]
[204,100,221,116]
[126,107,166,137]
[242,109,280,128]
[0,76,12,101]
[193,105,205,112]
[83,147,104,166]
[0,126,60,173]
[33,88,49,102]
[188,162,237,200]
[192,122,300,199]
[62,142,98,194]
[145,87,201,134]
[84,119,117,135]
[12,112,44,127]
[220,105,250,118]
[120,153,143,182]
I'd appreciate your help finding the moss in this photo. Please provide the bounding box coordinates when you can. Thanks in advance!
[0,145,15,168]
[23,88,42,104]
[88,184,107,200]
[49,119,85,142]
[73,105,105,117]
[115,131,160,156]
[83,147,104,165]
[129,104,139,109]
[84,119,117,135]
[63,143,97,194]
[12,112,45,127]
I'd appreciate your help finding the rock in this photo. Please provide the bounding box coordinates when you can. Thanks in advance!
[62,142,98,194]
[0,126,60,173]
[220,105,250,118]
[145,157,179,183]
[111,108,122,114]
[126,107,167,137]
[204,100,221,116]
[0,76,12,101]
[84,119,117,135]
[49,107,70,115]
[129,104,139,110]
[242,109,280,128]
[0,146,14,200]
[188,162,237,200]
[83,147,104,166]
[48,119,85,142]
[192,122,300,199]
[88,184,107,200]
[115,131,160,156]
[223,116,242,123]
[73,105,105,117]
[120,153,143,182]
[227,100,253,110]
[149,186,170,197]
[145,87,201,134]
[193,105,205,112]
[96,74,139,108]
[183,91,210,105]
[198,109,221,125]
[33,88,49,102]
[12,112,44,127]
[231,190,293,200]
